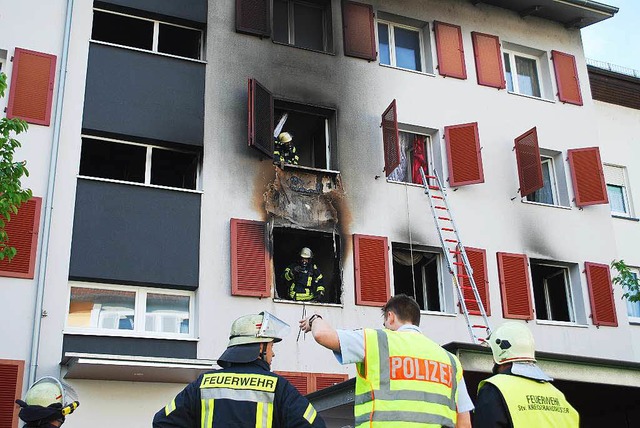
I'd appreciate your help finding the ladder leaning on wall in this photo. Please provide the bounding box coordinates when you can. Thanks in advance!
[419,167,492,345]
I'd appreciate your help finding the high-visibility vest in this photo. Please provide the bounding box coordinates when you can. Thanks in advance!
[479,374,579,428]
[354,328,462,428]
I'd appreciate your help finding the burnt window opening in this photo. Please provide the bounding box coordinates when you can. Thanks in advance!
[273,228,341,304]
[92,9,203,60]
[392,246,444,312]
[273,0,333,53]
[531,262,575,322]
[80,136,200,190]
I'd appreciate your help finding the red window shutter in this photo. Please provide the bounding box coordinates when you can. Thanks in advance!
[381,100,400,176]
[314,373,348,391]
[0,359,24,428]
[585,262,618,327]
[567,147,608,207]
[0,197,42,279]
[471,32,505,89]
[276,371,310,395]
[434,21,467,79]
[497,252,533,320]
[514,127,543,197]
[235,0,270,37]
[7,48,57,126]
[342,1,376,61]
[458,247,490,316]
[230,218,270,297]
[248,78,274,158]
[551,50,583,106]
[444,122,484,187]
[353,234,390,307]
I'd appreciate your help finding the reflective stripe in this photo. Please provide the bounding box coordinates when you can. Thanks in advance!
[354,389,455,410]
[201,388,275,403]
[165,398,176,416]
[355,410,454,426]
[303,403,317,424]
[200,398,214,428]
[446,352,458,406]
[255,402,273,428]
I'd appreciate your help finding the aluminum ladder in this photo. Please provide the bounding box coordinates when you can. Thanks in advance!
[419,167,491,344]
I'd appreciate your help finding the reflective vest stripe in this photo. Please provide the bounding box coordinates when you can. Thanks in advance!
[201,388,275,403]
[255,401,273,428]
[165,398,176,416]
[303,403,317,424]
[354,389,456,409]
[200,398,214,428]
[354,410,455,426]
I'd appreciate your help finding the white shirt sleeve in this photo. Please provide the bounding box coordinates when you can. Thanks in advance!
[457,378,475,412]
[333,329,365,364]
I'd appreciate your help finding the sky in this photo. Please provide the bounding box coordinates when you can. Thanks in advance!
[581,0,640,72]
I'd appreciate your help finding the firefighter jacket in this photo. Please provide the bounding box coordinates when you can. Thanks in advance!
[153,359,326,428]
[354,328,462,428]
[477,374,579,428]
[284,263,324,301]
[273,140,299,165]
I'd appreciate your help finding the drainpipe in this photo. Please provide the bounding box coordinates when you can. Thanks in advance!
[28,0,75,385]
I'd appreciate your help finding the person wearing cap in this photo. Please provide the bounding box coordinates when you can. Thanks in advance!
[15,376,80,427]
[153,311,326,427]
[300,294,474,428]
[274,132,299,165]
[474,322,579,427]
[284,247,325,302]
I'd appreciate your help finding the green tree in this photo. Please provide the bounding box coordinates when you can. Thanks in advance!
[611,259,640,303]
[0,72,32,261]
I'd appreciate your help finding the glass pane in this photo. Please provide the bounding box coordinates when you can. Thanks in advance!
[151,148,198,190]
[80,138,146,183]
[92,11,154,50]
[378,23,390,65]
[627,273,640,317]
[515,55,541,97]
[273,0,289,44]
[527,160,554,204]
[158,24,202,59]
[293,2,324,51]
[67,287,135,330]
[607,184,627,213]
[504,53,514,92]
[145,293,190,334]
[394,27,421,71]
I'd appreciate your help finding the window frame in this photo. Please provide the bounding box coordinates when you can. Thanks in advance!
[531,262,576,323]
[503,49,544,99]
[91,8,205,61]
[525,155,560,206]
[377,19,426,73]
[79,134,202,192]
[65,282,196,339]
[625,268,640,324]
[272,0,332,53]
[604,164,633,218]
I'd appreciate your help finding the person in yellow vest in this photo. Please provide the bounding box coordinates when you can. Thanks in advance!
[300,294,473,428]
[474,322,579,428]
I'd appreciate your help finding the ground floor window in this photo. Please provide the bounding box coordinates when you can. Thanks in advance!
[392,246,446,312]
[531,262,574,322]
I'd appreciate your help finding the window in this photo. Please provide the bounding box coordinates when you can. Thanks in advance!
[526,156,557,204]
[531,262,574,322]
[604,164,633,217]
[388,131,432,184]
[625,269,640,322]
[502,43,553,100]
[66,284,194,337]
[79,136,201,190]
[378,21,424,72]
[273,0,332,53]
[92,9,203,60]
[0,49,6,73]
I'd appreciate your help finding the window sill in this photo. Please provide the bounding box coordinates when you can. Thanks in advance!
[628,317,640,325]
[78,175,204,194]
[521,199,571,210]
[379,63,435,77]
[420,310,456,318]
[271,40,335,56]
[387,179,426,188]
[611,214,639,222]
[535,320,588,328]
[89,40,207,64]
[273,298,343,308]
[507,90,555,104]
[280,163,340,175]
[63,329,199,341]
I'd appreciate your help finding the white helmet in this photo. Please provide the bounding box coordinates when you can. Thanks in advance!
[227,311,291,347]
[488,322,536,365]
[278,132,293,143]
[300,247,313,259]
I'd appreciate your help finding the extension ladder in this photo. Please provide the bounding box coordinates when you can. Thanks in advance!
[419,167,491,345]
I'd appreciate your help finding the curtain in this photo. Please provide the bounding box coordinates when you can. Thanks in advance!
[411,135,428,184]
[393,250,423,266]
[388,132,412,182]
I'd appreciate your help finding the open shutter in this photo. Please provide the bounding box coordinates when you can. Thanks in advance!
[471,32,505,89]
[230,218,270,297]
[567,147,608,207]
[0,197,42,279]
[497,252,533,320]
[514,127,543,197]
[314,373,348,391]
[458,247,490,316]
[381,100,400,176]
[434,21,467,79]
[235,0,270,37]
[276,371,310,395]
[445,122,484,187]
[7,48,57,126]
[585,262,617,327]
[353,234,390,307]
[342,1,376,61]
[0,360,24,428]
[551,50,583,106]
[248,78,274,158]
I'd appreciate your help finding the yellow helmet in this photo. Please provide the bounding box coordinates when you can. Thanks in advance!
[488,322,536,365]
[227,311,290,347]
[278,132,293,143]
[300,247,313,259]
[24,379,63,408]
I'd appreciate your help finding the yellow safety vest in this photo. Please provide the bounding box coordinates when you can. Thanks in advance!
[354,328,462,428]
[479,374,579,428]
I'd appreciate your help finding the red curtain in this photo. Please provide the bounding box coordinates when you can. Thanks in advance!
[411,135,428,184]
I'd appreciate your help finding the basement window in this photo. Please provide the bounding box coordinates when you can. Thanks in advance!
[531,262,575,322]
[272,227,341,304]
[79,136,200,190]
[273,0,333,53]
[392,246,449,312]
[91,9,203,60]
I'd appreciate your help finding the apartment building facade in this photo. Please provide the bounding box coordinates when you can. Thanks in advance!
[1,0,639,427]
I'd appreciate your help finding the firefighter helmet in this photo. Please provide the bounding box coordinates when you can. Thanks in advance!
[300,247,313,259]
[278,132,293,143]
[227,311,291,347]
[488,322,536,365]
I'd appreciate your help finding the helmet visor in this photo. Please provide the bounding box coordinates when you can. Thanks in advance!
[258,312,290,342]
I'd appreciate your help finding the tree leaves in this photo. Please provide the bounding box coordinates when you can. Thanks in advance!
[611,259,640,303]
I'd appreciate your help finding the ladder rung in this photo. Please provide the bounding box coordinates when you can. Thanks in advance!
[464,299,478,303]
[428,185,440,190]
[460,286,474,291]
[424,175,437,179]
[441,227,454,232]
[457,274,469,278]
[449,250,461,254]
[472,325,487,329]
[431,195,444,200]
[434,206,447,210]
[438,217,451,222]
[453,262,465,266]
[445,239,458,243]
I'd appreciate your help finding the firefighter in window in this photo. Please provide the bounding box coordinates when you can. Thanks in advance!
[284,247,325,302]
[273,131,299,165]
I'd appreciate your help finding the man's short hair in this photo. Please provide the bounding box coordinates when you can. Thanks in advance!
[382,294,421,326]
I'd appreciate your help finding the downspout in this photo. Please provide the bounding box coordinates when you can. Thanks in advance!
[28,0,75,385]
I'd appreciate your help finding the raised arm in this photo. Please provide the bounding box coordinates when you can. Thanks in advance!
[299,315,340,352]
